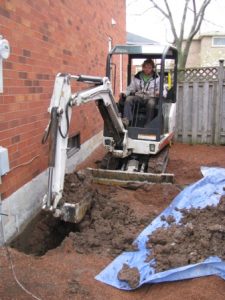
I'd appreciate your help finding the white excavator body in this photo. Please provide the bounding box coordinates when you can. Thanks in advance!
[42,43,178,223]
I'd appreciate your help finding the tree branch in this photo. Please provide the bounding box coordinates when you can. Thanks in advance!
[149,0,169,18]
[192,0,197,18]
[188,0,211,39]
[149,0,212,69]
[149,0,178,43]
[179,0,190,42]
[163,0,179,42]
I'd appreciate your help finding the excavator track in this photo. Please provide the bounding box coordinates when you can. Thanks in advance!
[148,145,169,174]
[100,152,121,170]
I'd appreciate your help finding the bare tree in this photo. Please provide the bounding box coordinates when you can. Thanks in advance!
[149,0,212,69]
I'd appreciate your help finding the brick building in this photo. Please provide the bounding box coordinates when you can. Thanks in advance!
[0,0,126,242]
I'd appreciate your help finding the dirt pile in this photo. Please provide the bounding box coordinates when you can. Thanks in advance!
[117,264,140,288]
[62,172,95,205]
[146,195,225,272]
[63,172,155,257]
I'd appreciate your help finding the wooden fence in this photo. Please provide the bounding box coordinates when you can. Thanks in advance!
[175,60,225,144]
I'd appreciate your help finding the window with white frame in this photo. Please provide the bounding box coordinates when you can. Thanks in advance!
[212,37,225,47]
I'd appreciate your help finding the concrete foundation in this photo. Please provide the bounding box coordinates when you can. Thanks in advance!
[0,131,102,245]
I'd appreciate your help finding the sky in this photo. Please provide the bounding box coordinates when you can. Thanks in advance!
[126,0,225,43]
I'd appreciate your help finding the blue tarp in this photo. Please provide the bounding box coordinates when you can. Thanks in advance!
[95,167,225,290]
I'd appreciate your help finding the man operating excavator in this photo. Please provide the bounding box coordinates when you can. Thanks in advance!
[122,59,160,127]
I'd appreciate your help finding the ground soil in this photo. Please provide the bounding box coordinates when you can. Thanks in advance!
[1,143,225,299]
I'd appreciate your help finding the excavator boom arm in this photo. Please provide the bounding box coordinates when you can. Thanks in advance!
[42,73,126,222]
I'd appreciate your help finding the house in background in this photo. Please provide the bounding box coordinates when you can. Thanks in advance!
[0,0,126,243]
[185,32,225,68]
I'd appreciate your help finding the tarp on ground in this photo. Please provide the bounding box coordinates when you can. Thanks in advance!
[95,167,225,290]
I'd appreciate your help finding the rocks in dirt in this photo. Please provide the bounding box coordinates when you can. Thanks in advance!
[146,195,225,273]
[207,224,225,232]
[117,263,140,288]
[160,214,176,224]
[122,182,145,190]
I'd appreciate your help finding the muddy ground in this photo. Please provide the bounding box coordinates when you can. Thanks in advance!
[1,143,225,299]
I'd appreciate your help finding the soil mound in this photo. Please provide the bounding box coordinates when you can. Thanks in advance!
[117,264,140,288]
[62,172,95,204]
[146,195,225,272]
[63,172,154,256]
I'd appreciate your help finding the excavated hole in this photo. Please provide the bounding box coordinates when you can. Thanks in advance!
[10,211,78,256]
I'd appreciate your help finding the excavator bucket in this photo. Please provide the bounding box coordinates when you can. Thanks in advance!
[58,198,93,223]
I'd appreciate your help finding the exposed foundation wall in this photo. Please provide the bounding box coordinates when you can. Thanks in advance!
[0,131,102,244]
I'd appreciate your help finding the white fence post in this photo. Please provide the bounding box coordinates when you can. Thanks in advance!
[215,59,224,144]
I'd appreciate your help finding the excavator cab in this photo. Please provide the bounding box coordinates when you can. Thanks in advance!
[105,44,178,141]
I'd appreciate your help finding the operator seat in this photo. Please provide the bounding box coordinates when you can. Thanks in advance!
[131,99,159,128]
[117,94,158,128]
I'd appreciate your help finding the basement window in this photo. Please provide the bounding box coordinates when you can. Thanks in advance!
[67,132,80,158]
[212,37,225,47]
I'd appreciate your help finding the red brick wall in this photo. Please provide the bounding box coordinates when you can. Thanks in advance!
[0,0,126,199]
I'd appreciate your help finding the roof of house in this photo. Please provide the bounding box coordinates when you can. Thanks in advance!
[126,32,158,45]
[199,31,225,39]
[184,31,225,41]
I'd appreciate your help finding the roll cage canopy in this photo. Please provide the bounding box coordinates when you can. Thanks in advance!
[105,43,178,140]
[108,43,177,57]
[106,43,178,89]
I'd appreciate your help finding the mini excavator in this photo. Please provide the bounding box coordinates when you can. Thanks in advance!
[42,43,178,223]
